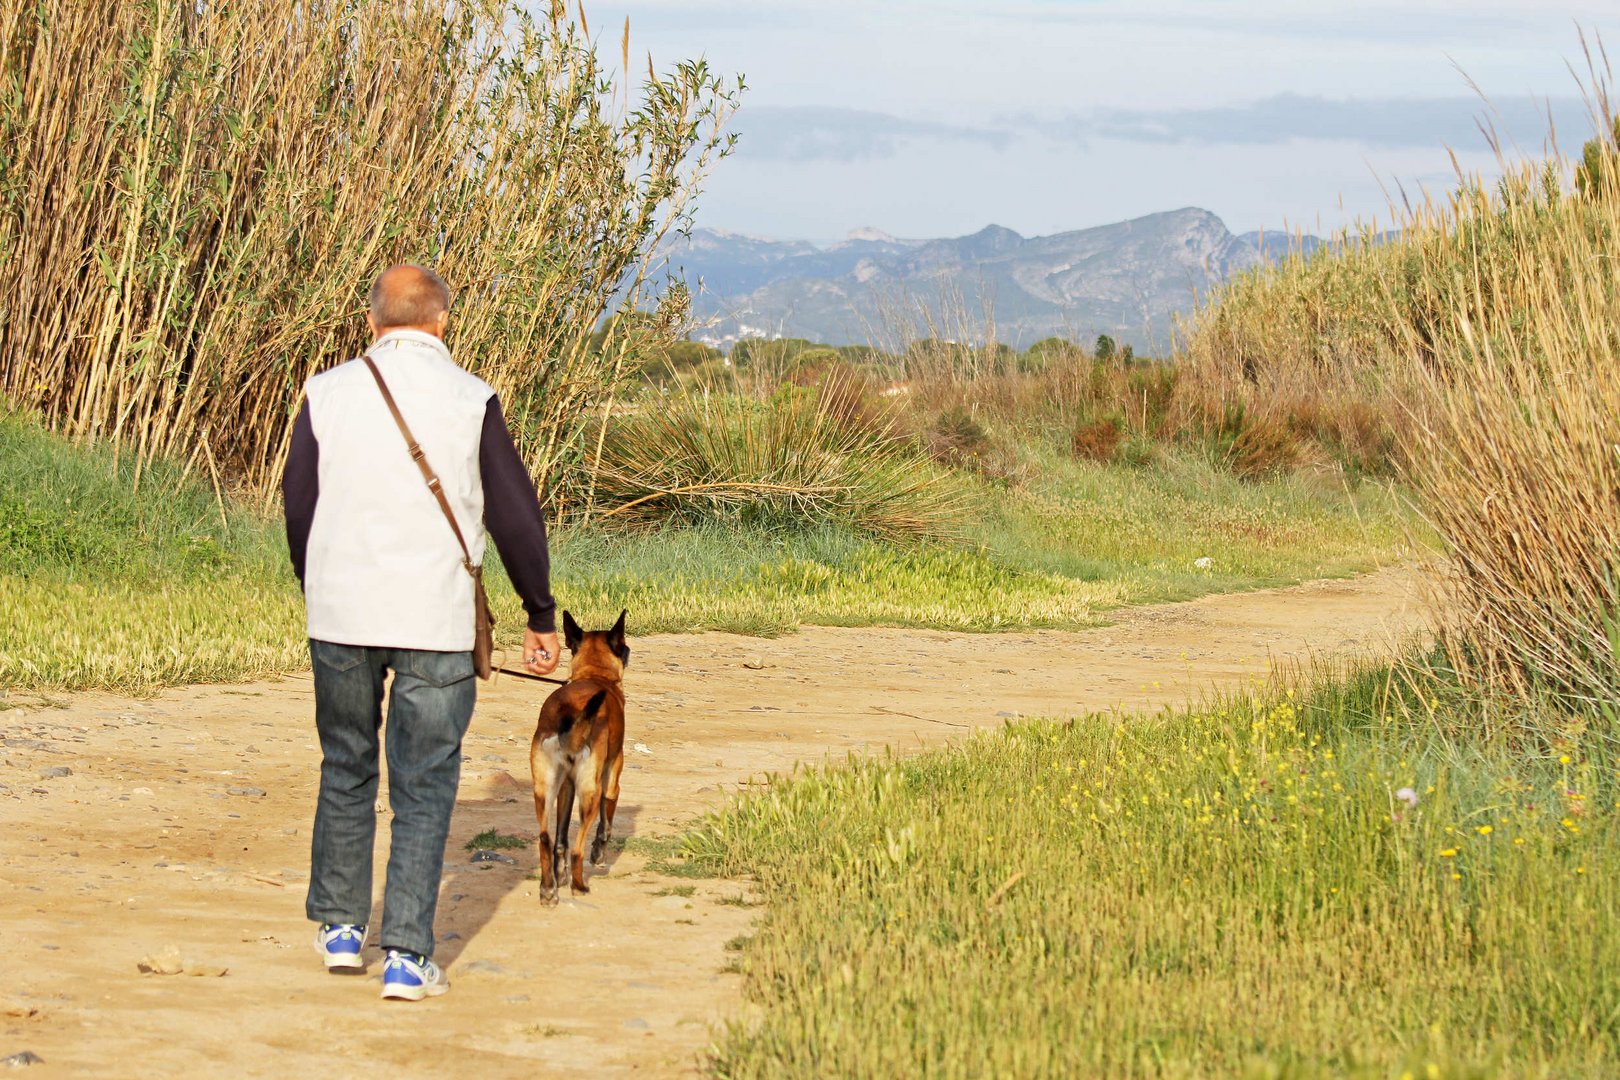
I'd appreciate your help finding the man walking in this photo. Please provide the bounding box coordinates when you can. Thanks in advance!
[282,265,559,1000]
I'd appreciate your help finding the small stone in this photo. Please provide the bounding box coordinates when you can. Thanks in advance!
[995,711,1017,718]
[470,850,517,865]
[137,947,185,975]
[481,754,506,763]
[37,766,70,779]
[461,959,506,975]
[243,745,261,754]
[131,787,153,796]
[632,743,652,755]
[186,964,228,978]
[742,657,766,670]
[439,931,462,942]
[1193,556,1214,570]
[227,787,265,797]
[0,1050,44,1067]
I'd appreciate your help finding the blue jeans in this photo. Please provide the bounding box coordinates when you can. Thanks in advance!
[305,639,476,958]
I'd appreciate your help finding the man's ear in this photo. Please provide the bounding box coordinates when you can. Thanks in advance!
[434,308,450,339]
[366,312,380,340]
[563,610,583,653]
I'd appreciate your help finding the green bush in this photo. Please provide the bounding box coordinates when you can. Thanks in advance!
[585,380,962,542]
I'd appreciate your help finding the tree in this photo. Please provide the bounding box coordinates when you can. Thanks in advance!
[1575,116,1620,200]
[1094,334,1116,361]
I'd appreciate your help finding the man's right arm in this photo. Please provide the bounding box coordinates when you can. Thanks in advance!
[282,400,318,589]
[478,396,556,635]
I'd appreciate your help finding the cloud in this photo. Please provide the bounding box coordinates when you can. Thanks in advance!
[1048,93,1593,151]
[732,106,1012,161]
[731,94,1595,165]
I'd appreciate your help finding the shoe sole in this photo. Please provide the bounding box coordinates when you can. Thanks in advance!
[381,980,448,1001]
[314,933,367,972]
[323,954,367,973]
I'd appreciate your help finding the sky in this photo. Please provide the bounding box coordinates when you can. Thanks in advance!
[580,1,1618,242]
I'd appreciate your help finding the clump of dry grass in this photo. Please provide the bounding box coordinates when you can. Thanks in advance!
[0,0,738,502]
[584,374,963,543]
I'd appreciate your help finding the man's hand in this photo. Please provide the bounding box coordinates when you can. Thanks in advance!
[523,628,561,676]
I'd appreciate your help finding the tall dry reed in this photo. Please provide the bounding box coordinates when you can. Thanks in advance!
[0,0,738,502]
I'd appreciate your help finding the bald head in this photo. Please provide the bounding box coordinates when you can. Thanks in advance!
[367,264,451,338]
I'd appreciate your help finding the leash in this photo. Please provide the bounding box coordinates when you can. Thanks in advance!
[493,666,569,686]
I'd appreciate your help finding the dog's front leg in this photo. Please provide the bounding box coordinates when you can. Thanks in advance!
[592,750,623,867]
[554,772,575,892]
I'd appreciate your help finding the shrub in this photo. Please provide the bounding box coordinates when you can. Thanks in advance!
[1070,416,1123,463]
[585,378,962,543]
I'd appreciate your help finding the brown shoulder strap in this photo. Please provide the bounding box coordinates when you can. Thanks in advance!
[361,355,478,577]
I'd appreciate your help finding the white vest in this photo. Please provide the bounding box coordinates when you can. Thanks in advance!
[302,331,494,651]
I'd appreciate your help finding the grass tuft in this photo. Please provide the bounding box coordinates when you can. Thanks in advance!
[464,830,528,852]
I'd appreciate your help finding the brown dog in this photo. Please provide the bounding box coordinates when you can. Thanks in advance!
[530,610,628,903]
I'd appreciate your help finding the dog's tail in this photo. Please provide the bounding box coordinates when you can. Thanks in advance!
[556,688,609,740]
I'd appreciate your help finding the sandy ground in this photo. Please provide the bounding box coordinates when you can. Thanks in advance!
[0,567,1426,1077]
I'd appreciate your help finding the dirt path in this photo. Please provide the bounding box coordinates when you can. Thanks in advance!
[1,568,1426,1077]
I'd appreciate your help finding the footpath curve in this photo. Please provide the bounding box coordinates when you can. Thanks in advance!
[0,566,1426,1077]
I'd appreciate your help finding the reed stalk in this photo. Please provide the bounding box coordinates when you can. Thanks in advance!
[0,0,740,504]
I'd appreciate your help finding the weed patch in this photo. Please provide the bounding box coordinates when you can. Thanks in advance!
[464,830,528,852]
[691,672,1620,1077]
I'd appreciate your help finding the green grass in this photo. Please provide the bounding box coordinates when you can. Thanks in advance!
[0,411,1411,692]
[0,411,306,691]
[973,442,1412,604]
[464,829,528,851]
[652,884,697,898]
[683,671,1620,1078]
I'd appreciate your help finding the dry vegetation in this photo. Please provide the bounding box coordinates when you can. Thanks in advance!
[1176,62,1620,723]
[0,0,738,500]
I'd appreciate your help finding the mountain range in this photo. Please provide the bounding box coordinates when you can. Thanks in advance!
[663,207,1323,354]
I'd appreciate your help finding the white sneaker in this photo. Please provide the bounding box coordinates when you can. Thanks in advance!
[380,949,449,1001]
[313,923,367,972]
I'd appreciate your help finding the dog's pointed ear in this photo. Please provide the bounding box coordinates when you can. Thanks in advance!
[609,609,629,666]
[562,610,583,653]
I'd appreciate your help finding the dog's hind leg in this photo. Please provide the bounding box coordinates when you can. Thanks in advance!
[533,772,557,904]
[571,761,601,894]
[592,749,624,867]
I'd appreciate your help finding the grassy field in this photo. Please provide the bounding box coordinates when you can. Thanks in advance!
[0,410,1410,693]
[683,669,1620,1078]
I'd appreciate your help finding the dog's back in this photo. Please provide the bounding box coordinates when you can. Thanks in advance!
[529,610,629,902]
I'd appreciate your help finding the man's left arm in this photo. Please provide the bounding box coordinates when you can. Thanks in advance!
[282,400,319,590]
